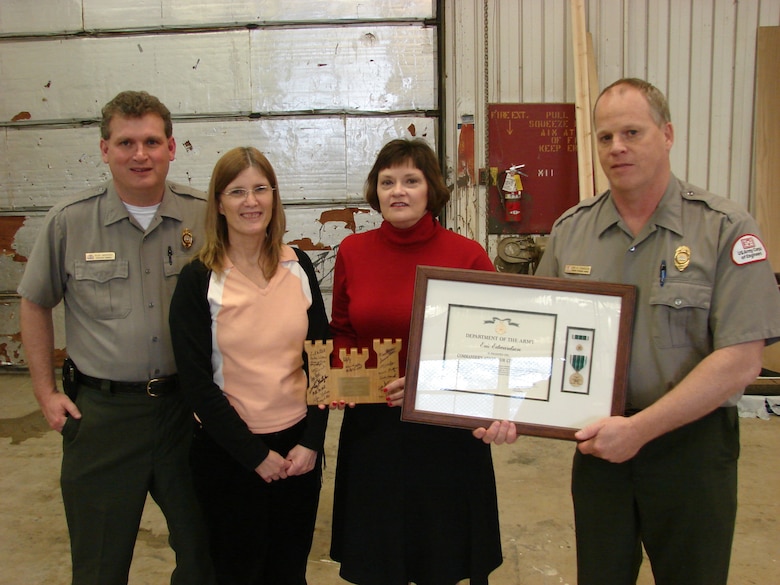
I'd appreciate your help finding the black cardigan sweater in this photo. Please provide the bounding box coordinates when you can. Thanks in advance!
[169,247,330,471]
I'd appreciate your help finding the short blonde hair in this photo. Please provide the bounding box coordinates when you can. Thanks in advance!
[595,78,671,127]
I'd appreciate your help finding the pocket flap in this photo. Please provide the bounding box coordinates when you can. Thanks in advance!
[649,280,711,311]
[74,260,130,283]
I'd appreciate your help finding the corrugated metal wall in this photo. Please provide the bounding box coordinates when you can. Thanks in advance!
[2,0,778,366]
[446,0,780,253]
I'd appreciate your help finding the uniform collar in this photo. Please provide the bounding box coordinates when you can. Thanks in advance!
[646,174,685,237]
[591,192,622,238]
[596,174,685,239]
[102,181,184,227]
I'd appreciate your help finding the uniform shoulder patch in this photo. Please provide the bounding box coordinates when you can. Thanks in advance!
[731,234,768,265]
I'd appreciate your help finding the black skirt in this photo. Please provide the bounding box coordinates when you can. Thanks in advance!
[330,404,503,585]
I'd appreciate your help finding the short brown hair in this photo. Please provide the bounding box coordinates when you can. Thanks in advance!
[100,91,173,139]
[364,139,451,217]
[595,78,671,126]
[197,147,286,278]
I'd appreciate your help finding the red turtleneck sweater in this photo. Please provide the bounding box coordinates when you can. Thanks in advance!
[330,212,495,374]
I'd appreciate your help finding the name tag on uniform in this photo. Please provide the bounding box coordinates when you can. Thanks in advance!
[85,252,116,261]
[564,264,591,275]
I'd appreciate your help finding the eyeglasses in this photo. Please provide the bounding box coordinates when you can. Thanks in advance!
[222,185,274,200]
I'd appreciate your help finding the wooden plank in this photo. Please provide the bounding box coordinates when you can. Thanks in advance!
[570,0,594,200]
[587,32,609,195]
[755,27,780,269]
[755,26,780,373]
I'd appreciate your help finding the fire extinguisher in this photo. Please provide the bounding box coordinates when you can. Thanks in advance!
[501,164,527,222]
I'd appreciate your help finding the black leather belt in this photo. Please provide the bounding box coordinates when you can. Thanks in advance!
[75,371,178,397]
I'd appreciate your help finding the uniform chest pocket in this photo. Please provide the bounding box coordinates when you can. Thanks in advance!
[649,280,712,349]
[163,253,189,278]
[72,260,131,320]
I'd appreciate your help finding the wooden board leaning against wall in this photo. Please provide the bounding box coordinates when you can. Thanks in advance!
[756,26,780,374]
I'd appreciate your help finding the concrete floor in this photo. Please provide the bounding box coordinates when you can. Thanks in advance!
[1,371,778,585]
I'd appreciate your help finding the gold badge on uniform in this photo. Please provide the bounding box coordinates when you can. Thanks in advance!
[673,245,690,272]
[181,228,194,249]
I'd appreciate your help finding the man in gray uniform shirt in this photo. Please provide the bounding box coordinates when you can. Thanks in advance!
[18,91,215,585]
[478,78,780,585]
[536,79,780,584]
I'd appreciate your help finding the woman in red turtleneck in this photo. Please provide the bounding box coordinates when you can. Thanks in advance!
[328,139,503,585]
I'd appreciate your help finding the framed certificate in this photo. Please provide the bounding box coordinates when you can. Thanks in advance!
[402,266,636,440]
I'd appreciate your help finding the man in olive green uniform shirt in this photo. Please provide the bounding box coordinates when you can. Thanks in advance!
[18,91,215,585]
[534,78,780,585]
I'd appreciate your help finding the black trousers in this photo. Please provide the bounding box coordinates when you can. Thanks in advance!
[191,422,322,585]
[572,407,739,585]
[61,384,215,585]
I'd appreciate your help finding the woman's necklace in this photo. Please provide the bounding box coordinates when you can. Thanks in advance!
[229,253,269,290]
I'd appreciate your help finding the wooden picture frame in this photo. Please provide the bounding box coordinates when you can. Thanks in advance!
[402,266,636,440]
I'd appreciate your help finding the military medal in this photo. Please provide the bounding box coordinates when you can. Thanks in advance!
[569,351,586,387]
[564,330,593,393]
[674,245,690,272]
[182,228,194,249]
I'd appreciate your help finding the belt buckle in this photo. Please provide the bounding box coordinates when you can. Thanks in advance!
[146,378,163,397]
